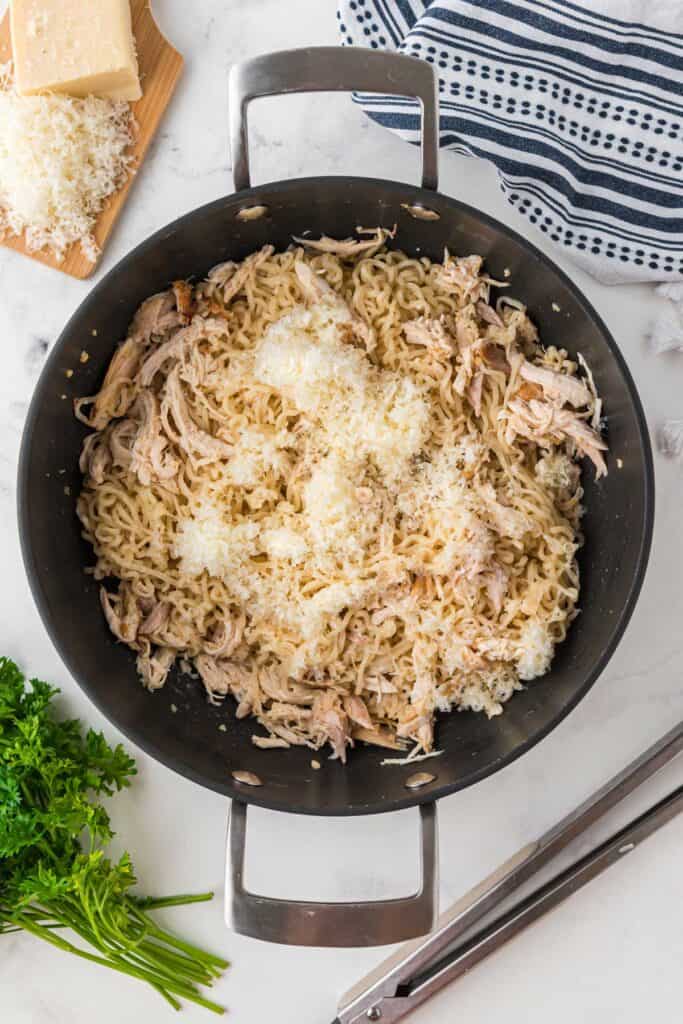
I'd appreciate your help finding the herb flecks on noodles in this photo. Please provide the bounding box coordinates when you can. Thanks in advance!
[76,232,606,762]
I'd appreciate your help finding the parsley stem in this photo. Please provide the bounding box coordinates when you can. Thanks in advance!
[0,660,229,1014]
[152,984,183,1011]
[11,911,226,1013]
[55,906,213,986]
[137,892,215,910]
[140,916,230,971]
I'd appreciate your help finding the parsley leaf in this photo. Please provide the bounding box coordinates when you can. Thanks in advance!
[0,658,228,1013]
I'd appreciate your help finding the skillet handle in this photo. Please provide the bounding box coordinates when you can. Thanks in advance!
[225,800,438,947]
[229,46,439,192]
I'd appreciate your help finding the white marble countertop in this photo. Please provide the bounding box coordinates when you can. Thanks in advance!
[1,2,682,1022]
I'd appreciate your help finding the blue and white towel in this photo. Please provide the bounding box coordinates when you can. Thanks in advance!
[337,0,683,284]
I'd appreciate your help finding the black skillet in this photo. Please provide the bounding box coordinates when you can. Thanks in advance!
[18,48,654,947]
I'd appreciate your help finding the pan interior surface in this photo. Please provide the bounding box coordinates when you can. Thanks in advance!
[18,177,653,815]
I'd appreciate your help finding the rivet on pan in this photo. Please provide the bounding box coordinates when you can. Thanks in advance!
[401,202,440,221]
[236,205,269,222]
[232,770,263,787]
[405,771,436,790]
[366,1008,382,1021]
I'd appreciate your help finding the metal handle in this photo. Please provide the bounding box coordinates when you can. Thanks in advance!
[225,801,438,947]
[228,46,439,192]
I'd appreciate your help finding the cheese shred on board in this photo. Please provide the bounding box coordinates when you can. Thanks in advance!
[75,234,607,762]
[0,66,134,261]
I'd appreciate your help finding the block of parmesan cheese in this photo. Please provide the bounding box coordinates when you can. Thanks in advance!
[10,0,142,101]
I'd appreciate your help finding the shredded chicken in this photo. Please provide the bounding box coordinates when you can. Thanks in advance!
[138,601,172,637]
[453,329,476,397]
[294,261,339,304]
[396,712,433,755]
[137,647,176,691]
[294,260,375,350]
[195,654,233,704]
[519,360,592,408]
[137,320,209,388]
[99,585,139,644]
[199,260,236,296]
[259,673,315,707]
[311,690,352,762]
[476,482,533,540]
[107,418,137,471]
[172,280,195,323]
[79,431,111,484]
[202,615,244,658]
[481,341,511,373]
[403,316,454,357]
[74,290,190,430]
[161,368,232,462]
[506,398,607,477]
[131,291,181,342]
[353,725,404,750]
[293,225,395,259]
[477,301,504,327]
[343,694,374,730]
[252,735,290,749]
[77,236,607,762]
[436,252,484,299]
[468,370,484,416]
[516,380,544,402]
[220,245,275,305]
[74,337,144,430]
[129,392,179,486]
[578,352,603,430]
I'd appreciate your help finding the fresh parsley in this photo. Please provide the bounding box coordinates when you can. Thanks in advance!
[0,657,228,1013]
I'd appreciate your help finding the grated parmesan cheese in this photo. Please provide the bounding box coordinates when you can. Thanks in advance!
[398,447,495,577]
[225,426,292,487]
[358,376,429,483]
[173,502,258,579]
[300,579,370,639]
[261,526,308,564]
[535,452,576,492]
[253,303,429,481]
[303,453,377,562]
[516,621,554,681]
[254,304,365,412]
[0,68,134,260]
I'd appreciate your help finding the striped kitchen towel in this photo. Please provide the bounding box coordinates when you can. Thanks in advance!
[337,0,683,284]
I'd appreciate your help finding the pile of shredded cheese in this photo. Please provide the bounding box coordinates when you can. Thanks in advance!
[254,304,430,482]
[0,65,134,260]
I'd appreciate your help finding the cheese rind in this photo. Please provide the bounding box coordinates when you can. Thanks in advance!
[10,0,142,101]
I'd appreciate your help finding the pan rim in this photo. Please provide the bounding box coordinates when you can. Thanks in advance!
[17,175,655,815]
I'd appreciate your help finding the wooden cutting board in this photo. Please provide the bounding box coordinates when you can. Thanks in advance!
[0,1,184,278]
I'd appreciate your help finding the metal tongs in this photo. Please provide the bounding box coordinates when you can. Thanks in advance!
[334,723,683,1024]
